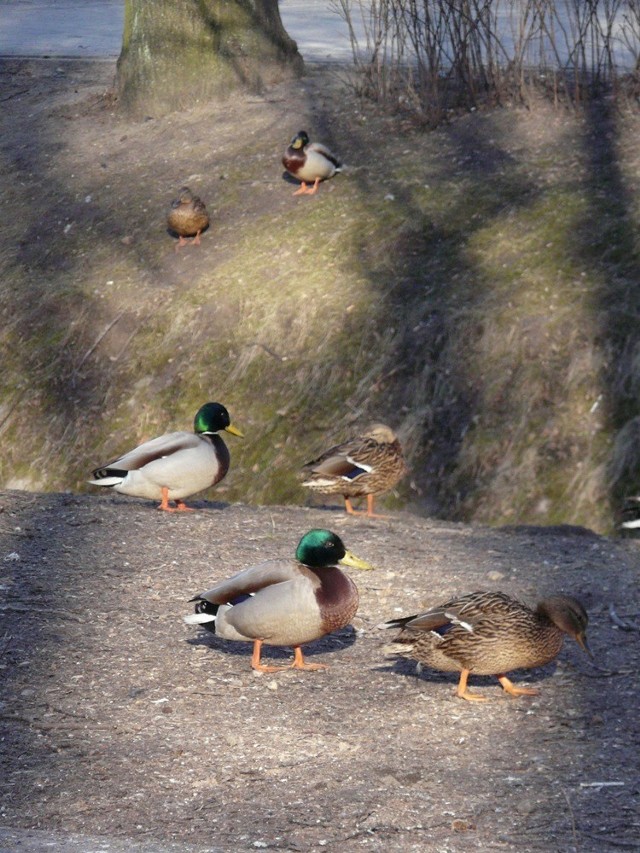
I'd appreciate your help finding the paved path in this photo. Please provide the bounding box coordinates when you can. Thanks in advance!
[0,0,357,61]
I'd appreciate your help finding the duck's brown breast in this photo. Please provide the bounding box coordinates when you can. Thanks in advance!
[168,204,209,237]
[283,149,305,177]
[313,566,359,633]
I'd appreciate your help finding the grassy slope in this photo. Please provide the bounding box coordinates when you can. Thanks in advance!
[2,61,640,532]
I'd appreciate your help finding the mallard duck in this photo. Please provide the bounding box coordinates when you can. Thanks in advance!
[382,591,591,701]
[184,529,373,672]
[282,130,342,195]
[301,424,407,517]
[167,186,210,249]
[89,402,243,512]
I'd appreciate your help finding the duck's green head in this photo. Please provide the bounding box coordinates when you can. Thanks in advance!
[295,529,373,570]
[194,402,244,437]
[290,130,310,150]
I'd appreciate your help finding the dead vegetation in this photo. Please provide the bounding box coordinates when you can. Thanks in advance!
[2,58,640,531]
[333,0,640,123]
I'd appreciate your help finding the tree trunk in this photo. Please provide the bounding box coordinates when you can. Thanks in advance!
[117,0,304,117]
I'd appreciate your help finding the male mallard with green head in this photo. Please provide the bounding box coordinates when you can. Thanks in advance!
[302,424,407,517]
[89,402,243,512]
[167,186,210,249]
[282,130,342,195]
[184,529,372,672]
[382,591,591,701]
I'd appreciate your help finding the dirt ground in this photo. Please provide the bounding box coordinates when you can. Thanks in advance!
[1,58,640,853]
[0,488,639,852]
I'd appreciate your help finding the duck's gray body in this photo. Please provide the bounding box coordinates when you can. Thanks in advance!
[188,558,359,647]
[89,431,229,501]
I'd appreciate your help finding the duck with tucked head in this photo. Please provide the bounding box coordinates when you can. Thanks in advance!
[302,423,407,518]
[167,186,210,250]
[89,402,243,512]
[282,130,342,195]
[184,529,373,672]
[382,591,591,701]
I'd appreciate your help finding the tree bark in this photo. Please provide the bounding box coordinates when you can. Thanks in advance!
[117,0,303,117]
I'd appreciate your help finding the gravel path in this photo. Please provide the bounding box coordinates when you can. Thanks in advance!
[1,490,638,851]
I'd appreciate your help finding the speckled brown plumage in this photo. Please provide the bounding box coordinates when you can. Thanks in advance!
[302,423,408,517]
[383,591,590,701]
[167,186,209,249]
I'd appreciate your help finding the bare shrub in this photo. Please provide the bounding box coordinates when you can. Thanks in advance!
[332,0,640,121]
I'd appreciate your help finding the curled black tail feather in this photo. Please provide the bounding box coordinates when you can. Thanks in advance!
[380,614,419,630]
[92,466,129,480]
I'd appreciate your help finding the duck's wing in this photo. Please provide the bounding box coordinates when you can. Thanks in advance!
[303,436,372,480]
[192,197,208,215]
[308,141,341,169]
[192,558,303,606]
[92,431,199,476]
[389,592,521,634]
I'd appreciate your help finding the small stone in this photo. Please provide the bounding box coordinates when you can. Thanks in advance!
[451,818,475,832]
[487,570,505,581]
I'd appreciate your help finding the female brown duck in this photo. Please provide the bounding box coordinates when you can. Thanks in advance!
[382,591,591,701]
[167,186,210,249]
[302,423,407,518]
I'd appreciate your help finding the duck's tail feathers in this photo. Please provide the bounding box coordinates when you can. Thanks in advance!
[382,640,416,656]
[302,476,336,488]
[377,614,418,630]
[88,467,128,487]
[183,611,217,625]
[184,599,220,628]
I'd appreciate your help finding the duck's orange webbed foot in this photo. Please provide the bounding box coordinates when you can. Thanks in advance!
[497,675,539,697]
[157,488,194,512]
[293,178,321,196]
[158,487,173,511]
[251,639,292,673]
[290,646,329,671]
[344,498,359,515]
[250,641,328,673]
[344,495,389,519]
[456,669,489,702]
[174,500,195,513]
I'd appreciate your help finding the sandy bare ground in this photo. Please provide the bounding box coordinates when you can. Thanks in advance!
[0,489,638,852]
